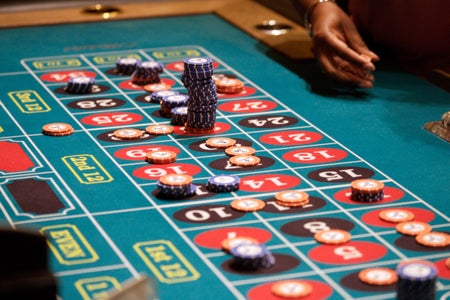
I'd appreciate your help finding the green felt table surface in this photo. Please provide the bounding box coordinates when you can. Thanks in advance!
[0,11,449,300]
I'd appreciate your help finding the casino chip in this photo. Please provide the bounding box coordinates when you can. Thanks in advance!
[230,198,265,212]
[131,60,163,85]
[145,150,177,164]
[145,124,174,135]
[314,229,351,244]
[181,56,217,133]
[415,231,450,247]
[113,128,143,140]
[115,57,140,75]
[221,236,259,253]
[206,175,240,193]
[350,179,384,202]
[205,137,236,149]
[171,106,188,126]
[274,190,309,207]
[144,82,171,92]
[215,77,244,94]
[225,146,256,156]
[230,243,275,270]
[358,267,398,285]
[271,280,312,298]
[156,174,196,199]
[150,90,179,104]
[396,221,432,236]
[396,260,437,300]
[378,208,415,223]
[42,122,74,136]
[160,94,189,117]
[229,155,261,167]
[65,76,95,94]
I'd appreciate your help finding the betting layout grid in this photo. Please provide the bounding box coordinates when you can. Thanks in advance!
[2,45,449,299]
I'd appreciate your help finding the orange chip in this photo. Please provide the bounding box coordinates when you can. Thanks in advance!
[42,122,74,136]
[230,198,265,212]
[113,128,143,140]
[274,190,309,207]
[416,231,450,248]
[396,221,432,236]
[314,229,351,244]
[445,257,450,269]
[378,208,414,223]
[351,179,384,193]
[221,236,259,253]
[271,280,312,298]
[205,137,236,149]
[229,155,260,167]
[146,150,177,164]
[225,146,256,156]
[145,124,174,135]
[215,78,244,94]
[143,82,171,92]
[358,267,398,285]
[159,174,192,186]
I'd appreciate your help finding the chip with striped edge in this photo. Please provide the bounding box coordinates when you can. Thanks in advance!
[271,280,313,298]
[358,267,398,285]
[230,198,265,212]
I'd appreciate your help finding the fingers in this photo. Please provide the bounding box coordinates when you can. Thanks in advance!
[315,48,375,88]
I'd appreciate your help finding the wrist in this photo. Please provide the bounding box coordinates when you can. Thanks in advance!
[304,0,336,36]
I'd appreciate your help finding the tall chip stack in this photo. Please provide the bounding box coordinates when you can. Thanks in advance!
[181,57,217,134]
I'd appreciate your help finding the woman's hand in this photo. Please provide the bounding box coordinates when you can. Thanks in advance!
[309,2,379,88]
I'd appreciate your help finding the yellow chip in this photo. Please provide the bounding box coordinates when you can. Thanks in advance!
[378,208,414,223]
[271,280,312,298]
[314,229,351,245]
[230,198,265,212]
[358,267,398,285]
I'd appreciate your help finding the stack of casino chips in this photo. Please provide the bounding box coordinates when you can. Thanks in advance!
[115,57,140,75]
[150,90,179,104]
[171,106,188,126]
[156,174,197,199]
[206,175,240,193]
[181,57,217,133]
[230,243,275,270]
[350,178,384,202]
[396,260,437,300]
[131,61,163,85]
[159,94,189,117]
[65,76,94,94]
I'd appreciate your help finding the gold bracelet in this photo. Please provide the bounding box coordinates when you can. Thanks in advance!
[304,0,336,36]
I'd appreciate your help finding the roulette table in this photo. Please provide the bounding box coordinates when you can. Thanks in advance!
[0,1,449,299]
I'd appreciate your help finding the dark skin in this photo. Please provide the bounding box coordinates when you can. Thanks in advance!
[296,1,379,88]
